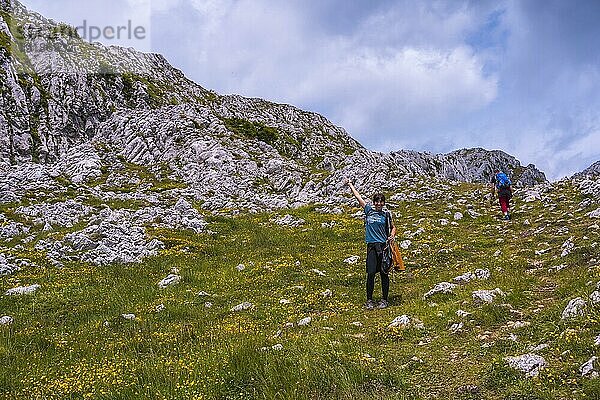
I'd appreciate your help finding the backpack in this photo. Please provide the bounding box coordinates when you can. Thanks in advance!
[495,172,511,189]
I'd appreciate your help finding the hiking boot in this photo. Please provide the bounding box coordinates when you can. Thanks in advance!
[377,299,389,309]
[503,214,510,220]
[364,299,376,310]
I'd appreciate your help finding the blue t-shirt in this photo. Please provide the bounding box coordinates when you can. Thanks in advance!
[364,204,388,243]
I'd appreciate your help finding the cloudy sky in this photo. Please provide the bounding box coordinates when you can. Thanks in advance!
[20,0,600,180]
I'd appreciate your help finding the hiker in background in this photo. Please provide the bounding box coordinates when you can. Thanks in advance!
[490,170,513,220]
[345,178,396,310]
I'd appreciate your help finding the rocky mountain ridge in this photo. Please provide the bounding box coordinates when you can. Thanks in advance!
[574,161,600,179]
[0,0,552,213]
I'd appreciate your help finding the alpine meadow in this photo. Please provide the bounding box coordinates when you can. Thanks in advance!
[1,1,600,399]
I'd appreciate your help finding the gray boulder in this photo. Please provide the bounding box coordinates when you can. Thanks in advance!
[5,284,40,296]
[472,288,505,304]
[562,297,587,319]
[505,354,546,377]
[423,282,456,300]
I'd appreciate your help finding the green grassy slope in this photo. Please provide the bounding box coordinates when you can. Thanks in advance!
[1,181,599,399]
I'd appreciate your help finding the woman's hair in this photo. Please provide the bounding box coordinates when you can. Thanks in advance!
[372,193,385,203]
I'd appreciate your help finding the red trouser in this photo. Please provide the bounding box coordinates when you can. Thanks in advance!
[499,196,510,213]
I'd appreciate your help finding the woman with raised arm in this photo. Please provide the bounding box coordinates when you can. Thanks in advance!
[345,178,396,309]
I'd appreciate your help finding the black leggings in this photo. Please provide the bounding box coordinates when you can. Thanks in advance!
[366,243,390,300]
[367,271,389,301]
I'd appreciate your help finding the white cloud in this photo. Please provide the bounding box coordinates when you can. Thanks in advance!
[509,127,600,180]
[168,0,497,148]
[356,1,475,48]
[553,131,600,177]
[292,45,497,144]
